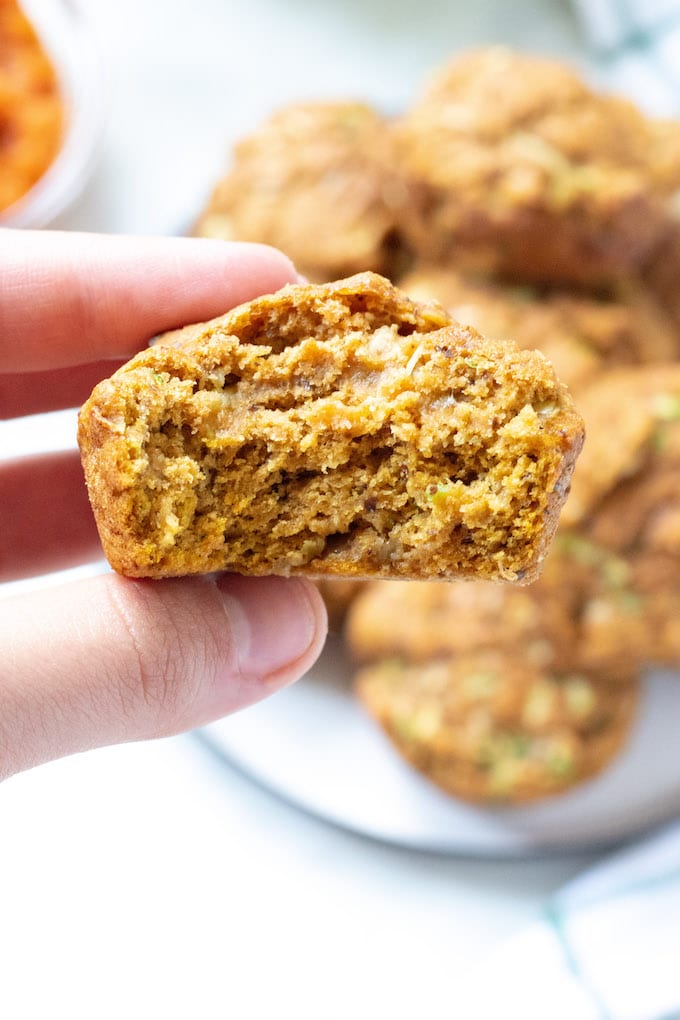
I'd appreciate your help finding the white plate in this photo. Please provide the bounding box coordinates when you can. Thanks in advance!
[201,637,680,856]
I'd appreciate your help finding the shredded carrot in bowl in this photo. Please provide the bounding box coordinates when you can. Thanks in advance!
[0,0,64,213]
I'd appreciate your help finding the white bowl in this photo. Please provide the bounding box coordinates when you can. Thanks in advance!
[0,0,104,228]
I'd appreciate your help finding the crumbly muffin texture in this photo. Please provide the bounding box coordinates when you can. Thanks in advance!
[348,515,680,678]
[355,649,638,803]
[346,531,647,686]
[401,266,678,392]
[78,273,583,581]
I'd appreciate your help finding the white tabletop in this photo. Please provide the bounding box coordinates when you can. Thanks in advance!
[2,1,603,1015]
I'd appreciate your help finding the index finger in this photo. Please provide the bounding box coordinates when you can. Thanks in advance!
[0,230,299,373]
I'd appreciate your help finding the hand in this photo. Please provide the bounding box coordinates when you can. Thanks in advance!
[0,230,327,780]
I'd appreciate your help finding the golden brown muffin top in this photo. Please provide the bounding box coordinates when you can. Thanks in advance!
[79,273,583,581]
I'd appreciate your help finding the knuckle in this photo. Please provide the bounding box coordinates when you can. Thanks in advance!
[106,579,221,736]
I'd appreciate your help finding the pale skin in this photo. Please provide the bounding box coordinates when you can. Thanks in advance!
[0,230,328,780]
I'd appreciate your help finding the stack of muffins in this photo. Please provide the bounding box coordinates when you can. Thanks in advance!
[196,47,680,805]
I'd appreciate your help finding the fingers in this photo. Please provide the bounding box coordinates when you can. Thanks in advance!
[0,441,379,582]
[0,452,100,582]
[0,360,127,419]
[1,230,299,373]
[0,572,327,780]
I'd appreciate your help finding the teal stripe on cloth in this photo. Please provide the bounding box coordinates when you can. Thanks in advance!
[574,0,680,113]
[544,904,611,1020]
[555,864,680,916]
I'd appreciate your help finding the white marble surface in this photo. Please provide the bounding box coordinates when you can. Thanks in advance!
[2,1,607,1016]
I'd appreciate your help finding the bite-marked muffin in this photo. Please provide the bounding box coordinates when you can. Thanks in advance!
[401,265,678,392]
[346,526,667,682]
[79,273,583,581]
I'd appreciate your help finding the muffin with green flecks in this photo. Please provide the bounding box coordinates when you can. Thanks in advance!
[355,649,639,804]
[524,530,680,673]
[563,365,680,541]
[394,47,680,289]
[346,575,569,670]
[400,265,678,394]
[551,367,680,669]
[346,531,651,683]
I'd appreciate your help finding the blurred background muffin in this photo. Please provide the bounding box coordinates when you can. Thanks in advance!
[191,44,680,805]
[355,649,639,803]
[400,265,679,392]
[195,101,418,282]
[393,47,680,294]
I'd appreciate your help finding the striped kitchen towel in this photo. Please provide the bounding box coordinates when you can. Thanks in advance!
[458,821,680,1019]
[573,0,680,113]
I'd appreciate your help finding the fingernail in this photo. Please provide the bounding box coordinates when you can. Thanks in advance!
[215,575,320,683]
[296,272,309,284]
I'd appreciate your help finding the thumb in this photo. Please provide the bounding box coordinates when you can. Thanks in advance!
[0,572,327,780]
